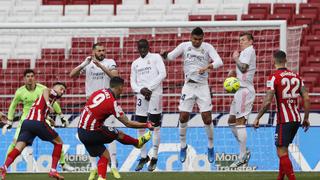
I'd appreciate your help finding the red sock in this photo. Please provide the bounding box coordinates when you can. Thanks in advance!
[280,154,296,180]
[97,156,108,179]
[278,158,284,180]
[51,143,62,170]
[4,148,21,168]
[118,134,138,146]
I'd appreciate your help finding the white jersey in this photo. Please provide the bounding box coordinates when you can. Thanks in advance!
[236,45,256,91]
[167,41,223,84]
[82,58,117,97]
[130,52,166,94]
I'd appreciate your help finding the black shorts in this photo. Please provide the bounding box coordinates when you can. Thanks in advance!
[275,122,300,147]
[77,126,119,157]
[17,120,58,146]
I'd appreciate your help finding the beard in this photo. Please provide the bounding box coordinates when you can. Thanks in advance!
[95,54,105,61]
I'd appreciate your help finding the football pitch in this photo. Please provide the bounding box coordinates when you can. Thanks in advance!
[4,172,320,180]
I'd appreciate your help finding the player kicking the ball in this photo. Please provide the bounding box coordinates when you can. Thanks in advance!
[162,27,223,163]
[228,32,256,168]
[78,77,154,180]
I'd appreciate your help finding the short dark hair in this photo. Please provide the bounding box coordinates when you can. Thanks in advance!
[137,39,149,47]
[273,50,287,63]
[92,42,103,50]
[53,82,67,89]
[191,27,204,36]
[23,69,35,77]
[110,76,124,88]
[240,32,254,41]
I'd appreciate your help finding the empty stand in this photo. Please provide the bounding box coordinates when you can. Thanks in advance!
[188,15,212,21]
[248,3,271,18]
[214,14,237,21]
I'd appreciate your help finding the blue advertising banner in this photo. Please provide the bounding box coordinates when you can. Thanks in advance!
[1,126,319,172]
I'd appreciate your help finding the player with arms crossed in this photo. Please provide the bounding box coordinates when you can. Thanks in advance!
[0,82,67,180]
[70,43,120,179]
[253,50,310,180]
[228,32,256,168]
[130,39,166,171]
[162,27,223,163]
[78,77,154,180]
[2,69,73,172]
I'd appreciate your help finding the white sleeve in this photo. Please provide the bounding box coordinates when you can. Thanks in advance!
[239,48,251,65]
[108,59,117,70]
[130,62,143,93]
[167,43,184,61]
[208,44,223,69]
[147,55,167,91]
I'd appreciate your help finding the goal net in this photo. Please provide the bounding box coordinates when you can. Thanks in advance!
[0,21,303,172]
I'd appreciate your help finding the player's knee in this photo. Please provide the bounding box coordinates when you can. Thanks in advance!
[149,113,162,127]
[228,115,236,125]
[179,112,189,123]
[132,115,148,123]
[201,111,212,125]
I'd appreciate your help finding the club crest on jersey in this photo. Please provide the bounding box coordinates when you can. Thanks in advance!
[187,47,192,51]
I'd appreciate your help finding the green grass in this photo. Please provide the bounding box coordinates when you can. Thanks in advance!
[4,172,320,180]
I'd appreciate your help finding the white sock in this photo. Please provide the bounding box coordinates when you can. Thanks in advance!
[152,127,161,159]
[230,124,240,142]
[236,125,247,159]
[109,141,117,168]
[138,129,147,158]
[89,156,97,170]
[204,123,214,148]
[179,122,188,149]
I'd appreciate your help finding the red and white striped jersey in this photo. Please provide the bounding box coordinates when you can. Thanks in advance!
[266,68,304,124]
[26,89,59,122]
[78,88,124,131]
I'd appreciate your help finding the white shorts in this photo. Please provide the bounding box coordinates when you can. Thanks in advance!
[178,82,212,113]
[230,87,255,119]
[135,93,162,116]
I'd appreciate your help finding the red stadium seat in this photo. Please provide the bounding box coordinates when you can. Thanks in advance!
[300,66,320,80]
[310,98,320,110]
[273,3,296,16]
[93,0,121,4]
[311,24,320,35]
[299,3,320,21]
[299,46,311,62]
[41,48,65,60]
[304,35,320,47]
[68,0,91,5]
[307,56,320,66]
[71,37,95,48]
[188,15,212,21]
[214,14,237,21]
[241,14,265,20]
[267,14,291,25]
[292,14,316,26]
[248,3,271,17]
[42,0,66,5]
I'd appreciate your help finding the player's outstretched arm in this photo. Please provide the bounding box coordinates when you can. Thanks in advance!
[1,112,12,135]
[69,56,92,77]
[300,86,310,132]
[43,88,54,113]
[118,114,154,130]
[253,90,274,128]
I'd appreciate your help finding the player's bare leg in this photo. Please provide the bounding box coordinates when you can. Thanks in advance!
[1,141,27,180]
[201,111,214,163]
[229,116,250,168]
[179,112,189,163]
[49,136,64,180]
[277,147,295,180]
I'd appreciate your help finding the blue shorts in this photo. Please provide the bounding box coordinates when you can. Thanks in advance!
[77,126,119,157]
[17,120,58,146]
[275,122,300,147]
